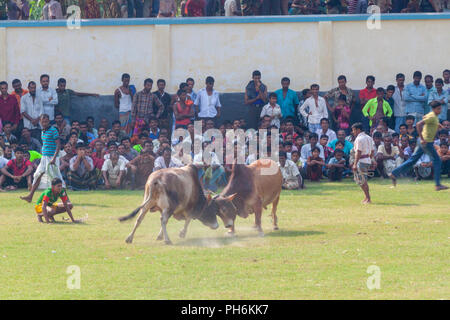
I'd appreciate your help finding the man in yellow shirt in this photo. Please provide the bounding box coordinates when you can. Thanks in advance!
[390,101,448,191]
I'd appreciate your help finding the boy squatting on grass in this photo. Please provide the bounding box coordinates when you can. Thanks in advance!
[34,177,80,223]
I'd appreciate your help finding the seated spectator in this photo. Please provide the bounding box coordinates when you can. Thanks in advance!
[319,134,334,162]
[109,120,128,142]
[54,112,71,142]
[104,141,129,164]
[328,129,353,155]
[293,135,304,153]
[127,149,155,189]
[300,132,325,168]
[325,149,347,181]
[102,151,127,189]
[434,129,448,147]
[405,115,418,138]
[107,130,119,146]
[372,131,383,152]
[376,134,402,177]
[278,151,302,190]
[260,93,282,128]
[398,135,410,162]
[0,145,13,163]
[437,142,449,177]
[399,123,414,140]
[68,143,96,191]
[0,147,33,191]
[120,137,138,161]
[371,118,396,137]
[194,142,226,192]
[306,147,325,182]
[154,147,181,171]
[414,153,433,181]
[317,118,337,142]
[86,116,98,139]
[133,133,149,153]
[78,121,95,144]
[20,128,41,153]
[1,121,18,146]
[59,142,75,179]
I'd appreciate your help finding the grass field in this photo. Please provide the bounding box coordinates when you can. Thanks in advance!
[0,179,448,300]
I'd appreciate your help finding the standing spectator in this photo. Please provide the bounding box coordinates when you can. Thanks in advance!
[7,0,30,20]
[245,70,268,129]
[131,78,164,137]
[240,0,261,14]
[56,78,98,123]
[54,112,71,142]
[299,84,328,133]
[84,0,101,18]
[102,151,126,189]
[404,71,427,124]
[42,0,63,19]
[262,0,281,15]
[68,143,96,191]
[278,151,302,190]
[186,0,206,15]
[316,118,337,142]
[174,89,194,127]
[260,93,282,128]
[332,94,352,135]
[186,78,197,102]
[443,69,450,93]
[324,75,355,130]
[153,79,172,131]
[0,81,20,132]
[424,75,434,114]
[275,77,300,121]
[21,81,43,141]
[428,78,448,122]
[194,76,221,124]
[11,79,28,107]
[359,75,377,131]
[37,74,58,121]
[393,73,407,133]
[362,87,393,130]
[224,0,241,15]
[0,147,33,191]
[347,0,368,13]
[158,0,176,16]
[390,101,448,191]
[114,73,133,133]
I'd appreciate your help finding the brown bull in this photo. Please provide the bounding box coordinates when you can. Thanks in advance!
[206,159,282,236]
[119,164,219,244]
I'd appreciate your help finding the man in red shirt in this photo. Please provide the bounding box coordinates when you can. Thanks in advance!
[186,0,206,16]
[0,81,21,132]
[11,79,29,105]
[0,147,33,191]
[358,75,376,132]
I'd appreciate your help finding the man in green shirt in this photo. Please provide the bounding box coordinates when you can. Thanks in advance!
[56,78,99,122]
[34,177,80,223]
[362,87,393,129]
[390,101,448,191]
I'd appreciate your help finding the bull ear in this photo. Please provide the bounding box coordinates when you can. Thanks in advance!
[226,193,237,202]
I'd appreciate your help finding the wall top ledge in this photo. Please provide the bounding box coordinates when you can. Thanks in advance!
[1,13,449,28]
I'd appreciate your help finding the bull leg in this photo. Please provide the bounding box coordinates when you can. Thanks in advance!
[160,209,173,245]
[156,228,164,241]
[271,195,280,231]
[125,209,148,244]
[226,222,235,236]
[179,218,191,238]
[254,199,264,237]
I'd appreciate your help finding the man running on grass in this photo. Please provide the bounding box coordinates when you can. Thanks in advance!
[352,122,375,204]
[389,101,448,191]
[21,113,65,203]
[35,178,79,223]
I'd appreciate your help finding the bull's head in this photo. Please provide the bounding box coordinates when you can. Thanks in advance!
[205,193,238,229]
[197,195,220,230]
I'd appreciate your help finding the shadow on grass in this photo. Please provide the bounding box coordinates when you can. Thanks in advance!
[77,203,112,208]
[266,230,325,237]
[372,202,418,207]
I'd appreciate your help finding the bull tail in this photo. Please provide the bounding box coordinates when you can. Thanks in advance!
[118,182,158,222]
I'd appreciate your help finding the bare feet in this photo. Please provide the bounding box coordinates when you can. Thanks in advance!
[361,198,372,204]
[435,185,448,191]
[20,195,33,203]
[388,174,397,187]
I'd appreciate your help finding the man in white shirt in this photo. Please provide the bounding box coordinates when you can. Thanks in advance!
[20,81,43,140]
[37,74,58,120]
[316,118,337,142]
[299,84,328,133]
[278,151,302,190]
[154,147,182,171]
[352,122,375,204]
[393,73,406,133]
[224,0,240,15]
[194,76,221,123]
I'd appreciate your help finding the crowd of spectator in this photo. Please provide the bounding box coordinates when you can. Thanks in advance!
[0,68,449,192]
[1,0,449,21]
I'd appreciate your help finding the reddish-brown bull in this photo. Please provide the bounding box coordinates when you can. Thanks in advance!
[206,159,282,236]
[119,164,219,244]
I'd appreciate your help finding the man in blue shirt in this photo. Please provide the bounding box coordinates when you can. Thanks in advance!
[275,77,300,121]
[404,71,427,124]
[328,129,354,155]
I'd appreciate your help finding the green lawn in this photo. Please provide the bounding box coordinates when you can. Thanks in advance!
[0,179,448,300]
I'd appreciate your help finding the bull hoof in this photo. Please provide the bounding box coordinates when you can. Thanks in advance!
[273,225,279,231]
[164,240,173,245]
[179,231,186,238]
[125,236,133,244]
[226,231,236,237]
[252,224,259,230]
[258,231,265,237]
[156,234,163,241]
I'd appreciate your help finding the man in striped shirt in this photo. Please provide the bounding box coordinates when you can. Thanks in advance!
[21,114,65,203]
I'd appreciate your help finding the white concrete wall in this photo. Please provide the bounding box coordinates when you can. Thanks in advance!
[1,17,449,95]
